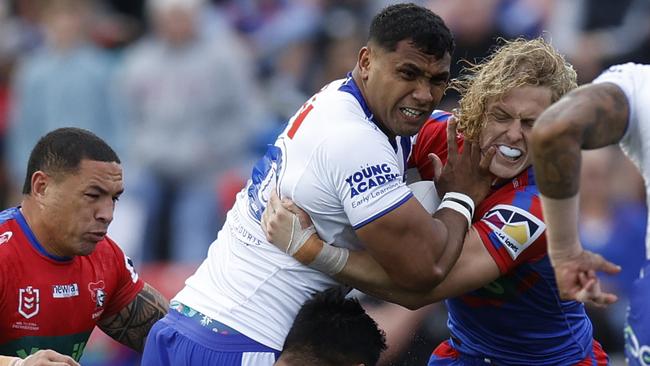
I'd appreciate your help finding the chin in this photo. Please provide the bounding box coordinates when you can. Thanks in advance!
[77,243,99,256]
[490,164,526,180]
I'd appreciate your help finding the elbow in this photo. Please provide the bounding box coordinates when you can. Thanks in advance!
[531,119,563,154]
[402,299,430,311]
[391,265,445,293]
[531,117,581,161]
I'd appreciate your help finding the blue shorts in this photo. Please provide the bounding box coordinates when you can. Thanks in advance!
[428,339,608,366]
[141,303,280,366]
[625,260,650,366]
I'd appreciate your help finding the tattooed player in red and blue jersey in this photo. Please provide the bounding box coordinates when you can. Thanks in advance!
[262,38,609,365]
[0,128,168,366]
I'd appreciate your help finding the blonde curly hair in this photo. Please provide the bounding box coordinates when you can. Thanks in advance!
[451,37,577,140]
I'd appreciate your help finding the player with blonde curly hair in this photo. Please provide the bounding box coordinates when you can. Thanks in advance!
[262,38,610,365]
[452,37,578,140]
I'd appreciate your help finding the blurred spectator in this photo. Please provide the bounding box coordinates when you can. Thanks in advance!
[7,0,123,195]
[546,0,650,83]
[216,0,322,62]
[115,0,269,263]
[579,148,647,358]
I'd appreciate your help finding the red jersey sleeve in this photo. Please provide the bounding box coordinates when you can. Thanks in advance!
[100,237,144,318]
[473,189,547,274]
[410,111,463,180]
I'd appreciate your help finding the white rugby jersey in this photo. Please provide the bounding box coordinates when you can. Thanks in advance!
[174,75,415,350]
[594,63,650,259]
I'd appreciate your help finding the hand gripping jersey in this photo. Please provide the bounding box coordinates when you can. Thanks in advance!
[594,63,650,366]
[0,207,144,361]
[411,113,597,365]
[173,75,414,350]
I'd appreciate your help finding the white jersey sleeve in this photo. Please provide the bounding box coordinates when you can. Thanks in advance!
[319,127,412,229]
[594,63,650,259]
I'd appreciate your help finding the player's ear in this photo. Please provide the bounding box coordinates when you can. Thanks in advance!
[358,46,371,80]
[30,171,49,198]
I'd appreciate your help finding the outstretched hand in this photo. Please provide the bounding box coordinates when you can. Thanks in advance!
[435,116,496,203]
[550,248,621,307]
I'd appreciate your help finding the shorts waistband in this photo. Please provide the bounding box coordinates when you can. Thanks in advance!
[164,302,279,352]
[170,300,241,335]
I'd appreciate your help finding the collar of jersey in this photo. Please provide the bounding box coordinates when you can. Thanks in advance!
[338,73,398,147]
[15,207,73,262]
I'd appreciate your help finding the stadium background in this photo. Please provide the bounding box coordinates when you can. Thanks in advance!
[1,0,649,364]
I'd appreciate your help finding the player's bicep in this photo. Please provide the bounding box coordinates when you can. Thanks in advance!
[420,227,500,302]
[355,196,443,290]
[97,283,168,353]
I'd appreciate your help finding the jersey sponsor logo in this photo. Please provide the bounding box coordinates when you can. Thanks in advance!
[124,254,139,283]
[482,204,545,260]
[345,164,401,198]
[351,180,401,209]
[625,325,650,366]
[52,283,79,298]
[0,231,13,245]
[18,286,40,319]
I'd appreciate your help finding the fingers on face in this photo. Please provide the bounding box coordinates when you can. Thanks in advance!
[447,118,459,158]
[477,146,495,173]
[428,153,443,180]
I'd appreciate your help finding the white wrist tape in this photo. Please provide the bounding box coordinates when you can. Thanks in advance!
[285,214,317,256]
[444,192,475,212]
[437,192,474,226]
[311,244,350,276]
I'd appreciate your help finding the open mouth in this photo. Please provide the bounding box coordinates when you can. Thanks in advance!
[497,145,523,161]
[399,107,425,119]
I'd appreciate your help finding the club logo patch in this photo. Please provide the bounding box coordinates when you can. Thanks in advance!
[482,204,545,260]
[18,286,40,319]
[0,231,13,245]
[88,281,106,309]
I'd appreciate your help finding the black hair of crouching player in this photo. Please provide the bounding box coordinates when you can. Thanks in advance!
[274,287,387,366]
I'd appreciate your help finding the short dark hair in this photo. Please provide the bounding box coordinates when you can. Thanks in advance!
[23,127,120,194]
[281,288,387,366]
[369,3,454,59]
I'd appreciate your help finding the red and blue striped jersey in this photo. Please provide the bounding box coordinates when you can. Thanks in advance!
[0,207,144,361]
[411,113,597,365]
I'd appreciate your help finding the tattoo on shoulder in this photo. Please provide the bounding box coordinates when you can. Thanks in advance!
[98,283,169,352]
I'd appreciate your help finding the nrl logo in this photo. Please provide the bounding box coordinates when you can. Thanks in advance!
[18,286,40,319]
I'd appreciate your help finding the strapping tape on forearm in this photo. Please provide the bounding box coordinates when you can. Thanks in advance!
[292,235,349,276]
[311,244,349,276]
[437,192,474,226]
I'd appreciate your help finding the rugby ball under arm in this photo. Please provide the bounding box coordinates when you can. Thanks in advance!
[408,180,441,215]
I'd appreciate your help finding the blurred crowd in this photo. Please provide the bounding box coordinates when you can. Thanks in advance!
[0,0,648,365]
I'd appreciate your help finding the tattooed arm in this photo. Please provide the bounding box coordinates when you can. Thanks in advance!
[531,82,629,197]
[97,283,169,352]
[530,82,626,305]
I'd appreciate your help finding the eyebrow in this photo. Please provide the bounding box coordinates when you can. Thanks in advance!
[88,185,124,197]
[490,106,538,122]
[489,106,510,115]
[400,63,450,81]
